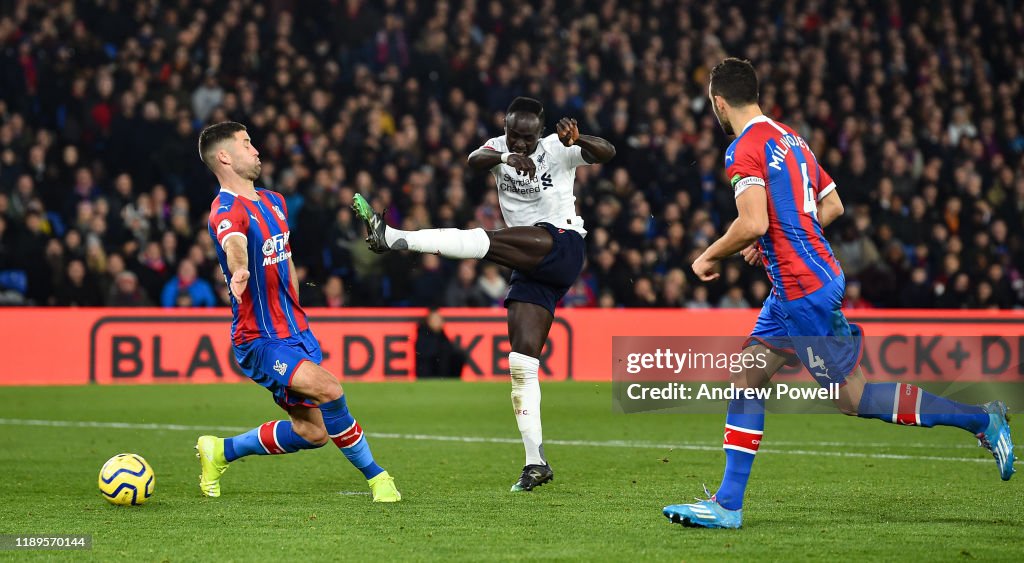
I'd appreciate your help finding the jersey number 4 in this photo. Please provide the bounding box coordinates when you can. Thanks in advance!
[800,163,817,220]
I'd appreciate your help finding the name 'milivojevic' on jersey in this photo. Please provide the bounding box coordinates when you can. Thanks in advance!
[726,116,842,301]
[481,134,591,236]
[208,188,309,344]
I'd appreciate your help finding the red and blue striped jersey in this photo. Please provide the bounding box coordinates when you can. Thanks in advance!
[726,116,842,301]
[208,188,309,345]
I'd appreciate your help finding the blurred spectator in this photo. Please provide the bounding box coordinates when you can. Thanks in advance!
[476,263,508,306]
[630,277,659,307]
[54,259,102,306]
[687,286,712,309]
[107,271,152,307]
[415,309,465,378]
[562,276,598,308]
[443,260,490,307]
[161,259,215,308]
[718,286,751,309]
[899,267,935,309]
[322,275,346,308]
[842,281,875,310]
[411,254,446,307]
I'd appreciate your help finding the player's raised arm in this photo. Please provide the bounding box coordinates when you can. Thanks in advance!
[555,118,615,163]
[222,235,250,301]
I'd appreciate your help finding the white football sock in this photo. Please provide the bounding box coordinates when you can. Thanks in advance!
[509,352,545,466]
[384,226,490,259]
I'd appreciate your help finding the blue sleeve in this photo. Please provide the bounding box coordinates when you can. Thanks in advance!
[160,281,176,308]
[195,281,216,307]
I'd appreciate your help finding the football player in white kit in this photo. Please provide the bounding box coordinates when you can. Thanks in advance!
[352,97,615,492]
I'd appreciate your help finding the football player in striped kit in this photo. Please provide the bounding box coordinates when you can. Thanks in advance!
[664,59,1014,529]
[195,121,401,502]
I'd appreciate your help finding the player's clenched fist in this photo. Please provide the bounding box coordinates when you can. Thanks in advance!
[691,255,720,282]
[506,153,536,180]
[230,269,250,301]
[556,118,579,146]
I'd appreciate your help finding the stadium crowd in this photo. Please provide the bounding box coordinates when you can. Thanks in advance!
[0,0,1022,309]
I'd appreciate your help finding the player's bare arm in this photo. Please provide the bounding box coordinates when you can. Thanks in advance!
[223,235,250,301]
[555,117,615,163]
[816,190,844,227]
[692,186,768,281]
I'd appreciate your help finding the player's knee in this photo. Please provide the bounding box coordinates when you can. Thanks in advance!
[307,369,342,404]
[517,345,543,359]
[297,425,329,446]
[729,371,750,389]
[313,381,343,404]
[510,339,542,359]
[729,369,767,389]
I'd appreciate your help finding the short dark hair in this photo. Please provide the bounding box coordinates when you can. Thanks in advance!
[198,121,247,169]
[506,96,545,123]
[709,58,759,106]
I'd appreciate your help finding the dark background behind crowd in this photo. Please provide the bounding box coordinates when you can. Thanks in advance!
[1,0,1022,311]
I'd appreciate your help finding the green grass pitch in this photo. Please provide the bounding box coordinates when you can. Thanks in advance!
[0,382,1020,561]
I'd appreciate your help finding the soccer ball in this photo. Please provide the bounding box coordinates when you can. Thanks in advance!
[98,453,155,506]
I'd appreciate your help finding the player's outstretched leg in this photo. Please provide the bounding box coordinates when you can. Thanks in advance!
[196,420,326,498]
[353,193,555,275]
[352,193,490,258]
[845,372,1015,480]
[290,361,401,502]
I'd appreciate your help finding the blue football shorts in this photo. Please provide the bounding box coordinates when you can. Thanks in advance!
[745,274,864,387]
[232,329,322,409]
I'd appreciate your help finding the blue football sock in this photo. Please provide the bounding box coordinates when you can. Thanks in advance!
[714,396,765,511]
[224,420,321,462]
[320,394,385,479]
[857,382,988,433]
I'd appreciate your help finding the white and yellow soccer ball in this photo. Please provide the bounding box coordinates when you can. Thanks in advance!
[98,453,155,506]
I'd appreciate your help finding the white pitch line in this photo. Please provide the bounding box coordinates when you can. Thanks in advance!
[0,418,993,464]
[770,439,976,450]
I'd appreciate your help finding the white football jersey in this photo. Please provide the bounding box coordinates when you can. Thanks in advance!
[479,134,591,236]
